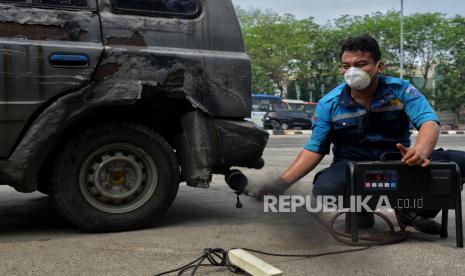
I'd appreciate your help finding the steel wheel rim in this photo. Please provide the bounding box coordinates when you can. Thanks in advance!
[79,143,158,214]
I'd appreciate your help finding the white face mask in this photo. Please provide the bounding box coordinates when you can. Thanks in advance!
[344,63,379,91]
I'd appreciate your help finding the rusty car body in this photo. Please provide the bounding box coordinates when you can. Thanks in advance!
[0,0,268,231]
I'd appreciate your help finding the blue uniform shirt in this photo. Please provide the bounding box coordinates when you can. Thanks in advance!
[304,76,439,161]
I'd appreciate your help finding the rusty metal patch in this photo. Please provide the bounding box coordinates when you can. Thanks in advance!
[0,22,87,41]
[106,32,147,47]
[94,63,122,81]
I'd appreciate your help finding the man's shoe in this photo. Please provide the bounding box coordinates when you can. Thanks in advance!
[399,210,442,235]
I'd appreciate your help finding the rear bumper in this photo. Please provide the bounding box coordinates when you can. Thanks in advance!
[175,111,269,188]
[214,118,269,168]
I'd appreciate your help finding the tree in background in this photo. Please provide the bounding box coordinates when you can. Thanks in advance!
[237,8,302,97]
[435,15,465,116]
[298,79,310,102]
[287,80,297,99]
[236,7,465,112]
[403,13,450,97]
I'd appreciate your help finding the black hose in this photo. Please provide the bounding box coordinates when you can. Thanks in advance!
[325,209,409,246]
[155,198,409,275]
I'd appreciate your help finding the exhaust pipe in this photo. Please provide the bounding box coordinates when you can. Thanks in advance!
[225,170,248,193]
[225,170,249,208]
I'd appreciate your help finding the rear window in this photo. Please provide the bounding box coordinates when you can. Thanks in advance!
[112,0,199,17]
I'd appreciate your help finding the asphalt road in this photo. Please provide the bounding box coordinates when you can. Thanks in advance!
[1,135,465,275]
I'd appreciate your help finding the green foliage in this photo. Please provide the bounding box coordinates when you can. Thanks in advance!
[236,7,465,111]
[435,16,465,114]
[287,80,297,99]
[404,13,450,93]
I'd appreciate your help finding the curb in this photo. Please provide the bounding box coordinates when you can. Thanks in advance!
[267,130,465,136]
[267,130,312,136]
[416,130,465,135]
[440,130,465,135]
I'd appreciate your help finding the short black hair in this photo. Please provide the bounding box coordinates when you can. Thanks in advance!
[339,34,381,63]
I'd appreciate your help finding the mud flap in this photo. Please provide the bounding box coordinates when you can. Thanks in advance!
[175,111,214,188]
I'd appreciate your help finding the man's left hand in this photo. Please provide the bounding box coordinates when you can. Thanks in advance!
[396,143,431,167]
[254,177,291,201]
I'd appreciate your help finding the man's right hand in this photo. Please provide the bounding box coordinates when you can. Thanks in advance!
[255,177,291,200]
[396,143,431,167]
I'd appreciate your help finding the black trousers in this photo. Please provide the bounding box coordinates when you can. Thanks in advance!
[312,149,465,218]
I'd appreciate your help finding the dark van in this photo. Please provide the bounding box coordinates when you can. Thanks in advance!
[0,0,268,231]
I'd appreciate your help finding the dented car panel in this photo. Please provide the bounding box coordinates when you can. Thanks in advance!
[96,47,252,117]
[0,0,268,193]
[98,0,252,118]
[0,2,103,157]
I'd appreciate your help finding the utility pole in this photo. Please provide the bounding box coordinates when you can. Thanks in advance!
[400,0,404,79]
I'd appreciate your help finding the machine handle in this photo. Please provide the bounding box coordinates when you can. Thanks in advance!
[380,152,403,161]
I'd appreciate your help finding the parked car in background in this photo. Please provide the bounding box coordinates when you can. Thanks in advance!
[263,110,312,130]
[250,94,287,127]
[283,99,306,111]
[304,102,318,116]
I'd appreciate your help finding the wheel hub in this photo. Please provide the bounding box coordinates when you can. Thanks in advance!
[79,143,158,214]
[110,170,126,185]
[92,154,144,200]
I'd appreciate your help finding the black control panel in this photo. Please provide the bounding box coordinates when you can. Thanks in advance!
[348,162,460,210]
[346,161,463,248]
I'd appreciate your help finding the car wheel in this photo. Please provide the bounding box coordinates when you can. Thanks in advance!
[280,121,290,130]
[51,122,179,232]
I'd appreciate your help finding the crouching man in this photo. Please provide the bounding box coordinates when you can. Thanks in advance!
[257,34,465,234]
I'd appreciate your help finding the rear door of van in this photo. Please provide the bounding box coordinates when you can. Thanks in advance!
[0,0,103,157]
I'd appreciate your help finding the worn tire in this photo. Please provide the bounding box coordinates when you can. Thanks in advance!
[51,122,179,232]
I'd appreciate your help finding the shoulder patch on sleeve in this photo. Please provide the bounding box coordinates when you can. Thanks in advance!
[406,85,422,98]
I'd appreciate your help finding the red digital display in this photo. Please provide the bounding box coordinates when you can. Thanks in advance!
[364,170,398,189]
[366,174,388,182]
